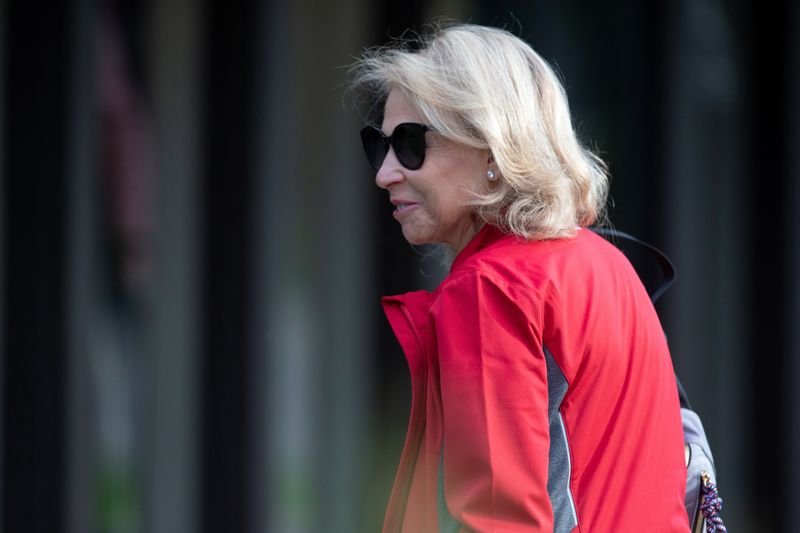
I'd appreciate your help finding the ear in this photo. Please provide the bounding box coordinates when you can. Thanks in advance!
[487,152,495,164]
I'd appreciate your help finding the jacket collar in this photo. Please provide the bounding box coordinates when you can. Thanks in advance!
[450,223,508,273]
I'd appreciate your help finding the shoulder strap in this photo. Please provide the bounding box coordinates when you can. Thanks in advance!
[591,227,676,303]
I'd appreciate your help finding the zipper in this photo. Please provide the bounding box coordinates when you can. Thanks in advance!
[691,470,711,533]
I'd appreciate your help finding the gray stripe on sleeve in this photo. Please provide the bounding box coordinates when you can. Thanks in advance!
[438,347,579,532]
[438,439,461,533]
[545,345,579,532]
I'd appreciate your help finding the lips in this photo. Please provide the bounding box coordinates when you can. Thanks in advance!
[390,200,418,217]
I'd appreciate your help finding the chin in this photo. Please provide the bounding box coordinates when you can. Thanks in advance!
[401,227,434,246]
[402,233,426,246]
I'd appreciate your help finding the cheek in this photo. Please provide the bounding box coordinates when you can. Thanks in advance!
[428,195,471,231]
[417,156,483,217]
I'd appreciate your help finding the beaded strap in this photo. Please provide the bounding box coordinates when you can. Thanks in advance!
[700,471,727,532]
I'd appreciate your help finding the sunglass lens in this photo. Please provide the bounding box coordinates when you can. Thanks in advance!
[392,123,426,170]
[360,127,388,171]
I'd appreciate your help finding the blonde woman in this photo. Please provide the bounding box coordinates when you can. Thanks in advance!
[354,24,689,532]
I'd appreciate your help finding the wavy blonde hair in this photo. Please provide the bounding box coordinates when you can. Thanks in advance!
[351,23,609,240]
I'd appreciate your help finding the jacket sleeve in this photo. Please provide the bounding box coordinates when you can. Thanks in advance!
[432,271,553,532]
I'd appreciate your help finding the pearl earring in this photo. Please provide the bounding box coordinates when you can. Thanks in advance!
[487,170,496,180]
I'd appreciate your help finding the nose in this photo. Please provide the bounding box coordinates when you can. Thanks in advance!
[374,147,405,190]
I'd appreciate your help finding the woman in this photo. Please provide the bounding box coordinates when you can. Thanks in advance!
[353,24,689,532]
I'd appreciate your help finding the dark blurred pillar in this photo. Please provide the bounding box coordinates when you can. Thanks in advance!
[63,0,96,532]
[787,1,800,528]
[250,0,377,531]
[198,0,257,532]
[1,2,72,532]
[739,1,794,530]
[661,0,752,527]
[0,0,6,523]
[606,0,668,240]
[144,1,204,532]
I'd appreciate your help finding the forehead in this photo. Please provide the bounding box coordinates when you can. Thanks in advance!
[381,89,424,133]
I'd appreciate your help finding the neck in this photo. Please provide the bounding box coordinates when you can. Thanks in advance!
[449,218,486,253]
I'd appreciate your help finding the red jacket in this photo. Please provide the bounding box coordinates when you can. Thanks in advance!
[382,225,689,532]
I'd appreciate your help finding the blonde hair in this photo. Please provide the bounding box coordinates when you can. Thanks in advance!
[351,23,609,240]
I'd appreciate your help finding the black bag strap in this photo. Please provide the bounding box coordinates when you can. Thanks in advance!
[591,227,676,303]
[591,226,691,410]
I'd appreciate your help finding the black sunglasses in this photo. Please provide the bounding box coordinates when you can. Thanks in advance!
[360,122,430,171]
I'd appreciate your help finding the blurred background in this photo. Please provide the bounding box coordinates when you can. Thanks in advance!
[1,0,798,531]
